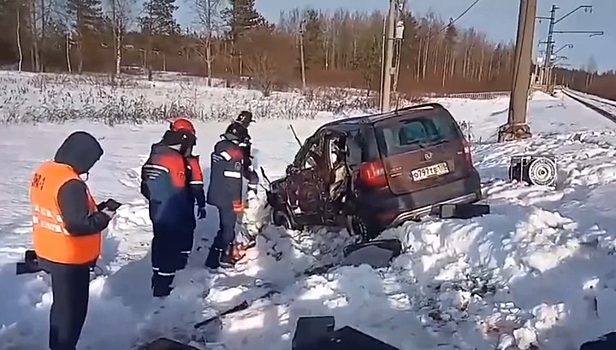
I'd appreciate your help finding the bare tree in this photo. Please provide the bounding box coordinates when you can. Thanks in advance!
[106,0,136,79]
[194,0,223,86]
[243,28,291,96]
[16,3,23,71]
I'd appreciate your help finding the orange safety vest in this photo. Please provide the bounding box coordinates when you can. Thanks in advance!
[30,161,101,265]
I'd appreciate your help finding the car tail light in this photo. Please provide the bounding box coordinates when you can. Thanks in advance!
[359,160,388,188]
[462,139,473,166]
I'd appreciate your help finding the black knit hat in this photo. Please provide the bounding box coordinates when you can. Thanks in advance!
[161,130,196,146]
[236,111,254,126]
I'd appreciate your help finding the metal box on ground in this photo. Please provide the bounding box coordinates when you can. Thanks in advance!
[310,326,400,350]
[508,154,557,187]
[579,331,616,350]
[292,316,336,350]
[433,203,490,219]
[143,338,200,350]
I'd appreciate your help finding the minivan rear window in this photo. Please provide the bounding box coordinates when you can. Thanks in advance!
[374,109,462,157]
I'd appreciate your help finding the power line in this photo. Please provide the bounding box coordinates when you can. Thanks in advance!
[440,0,482,33]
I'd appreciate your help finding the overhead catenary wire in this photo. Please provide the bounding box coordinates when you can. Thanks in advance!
[440,0,482,33]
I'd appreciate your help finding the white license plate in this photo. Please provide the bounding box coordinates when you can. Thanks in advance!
[411,162,450,181]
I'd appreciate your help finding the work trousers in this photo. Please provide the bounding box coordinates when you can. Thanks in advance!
[151,223,194,297]
[39,258,91,350]
[212,204,237,250]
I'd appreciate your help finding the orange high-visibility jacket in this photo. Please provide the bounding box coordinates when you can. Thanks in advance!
[30,161,101,265]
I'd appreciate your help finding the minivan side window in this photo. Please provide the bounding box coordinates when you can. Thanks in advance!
[347,127,380,164]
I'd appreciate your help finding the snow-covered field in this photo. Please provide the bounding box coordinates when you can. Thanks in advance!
[2,72,616,349]
[0,71,373,125]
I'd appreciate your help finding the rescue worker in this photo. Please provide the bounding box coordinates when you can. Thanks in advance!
[231,111,259,199]
[204,123,249,269]
[30,131,117,350]
[168,117,207,267]
[140,126,202,297]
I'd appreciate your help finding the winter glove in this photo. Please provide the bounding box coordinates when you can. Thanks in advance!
[232,200,244,214]
[197,207,207,219]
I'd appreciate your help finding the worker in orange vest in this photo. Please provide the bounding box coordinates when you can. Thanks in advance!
[30,131,118,350]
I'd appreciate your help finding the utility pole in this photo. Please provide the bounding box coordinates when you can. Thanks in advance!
[497,0,537,142]
[536,4,602,93]
[111,0,117,82]
[299,20,307,91]
[380,0,396,112]
[379,16,387,107]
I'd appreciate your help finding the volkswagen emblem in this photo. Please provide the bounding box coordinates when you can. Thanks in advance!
[424,152,433,160]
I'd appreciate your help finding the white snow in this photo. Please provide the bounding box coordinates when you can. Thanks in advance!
[2,72,616,350]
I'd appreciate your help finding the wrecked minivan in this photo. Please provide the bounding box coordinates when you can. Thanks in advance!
[264,102,483,241]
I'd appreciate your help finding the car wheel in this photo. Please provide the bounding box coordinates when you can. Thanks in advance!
[346,215,371,243]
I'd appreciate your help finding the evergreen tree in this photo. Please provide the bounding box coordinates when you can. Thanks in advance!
[300,8,324,71]
[66,0,103,73]
[66,0,103,32]
[223,0,264,43]
[139,0,180,36]
[399,11,419,71]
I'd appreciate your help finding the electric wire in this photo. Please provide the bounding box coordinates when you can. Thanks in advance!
[440,0,482,33]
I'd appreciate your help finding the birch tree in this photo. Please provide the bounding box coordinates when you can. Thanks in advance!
[194,0,223,86]
[106,0,136,78]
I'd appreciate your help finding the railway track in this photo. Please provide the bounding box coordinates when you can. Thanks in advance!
[562,89,616,123]
[569,89,616,108]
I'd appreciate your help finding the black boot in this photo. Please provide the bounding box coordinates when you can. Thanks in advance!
[151,273,173,297]
[220,244,237,269]
[205,247,222,269]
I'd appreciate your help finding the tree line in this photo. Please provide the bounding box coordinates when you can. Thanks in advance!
[0,0,613,100]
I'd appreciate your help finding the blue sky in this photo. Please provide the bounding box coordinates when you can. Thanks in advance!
[177,0,615,71]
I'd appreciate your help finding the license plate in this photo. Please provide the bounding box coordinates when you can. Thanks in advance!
[411,162,449,181]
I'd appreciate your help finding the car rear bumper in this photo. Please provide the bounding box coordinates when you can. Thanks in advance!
[361,172,482,230]
[388,191,480,227]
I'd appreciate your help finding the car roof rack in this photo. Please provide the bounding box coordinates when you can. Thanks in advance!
[393,102,445,114]
[319,102,447,129]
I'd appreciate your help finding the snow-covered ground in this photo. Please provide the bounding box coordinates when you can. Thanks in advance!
[0,71,370,125]
[2,73,616,349]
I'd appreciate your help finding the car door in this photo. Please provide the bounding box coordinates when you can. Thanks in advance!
[285,131,328,226]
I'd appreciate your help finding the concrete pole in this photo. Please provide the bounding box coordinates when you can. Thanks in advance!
[378,17,387,109]
[380,0,396,112]
[299,21,307,91]
[497,0,537,142]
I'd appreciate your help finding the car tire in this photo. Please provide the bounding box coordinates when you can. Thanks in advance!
[346,215,373,243]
